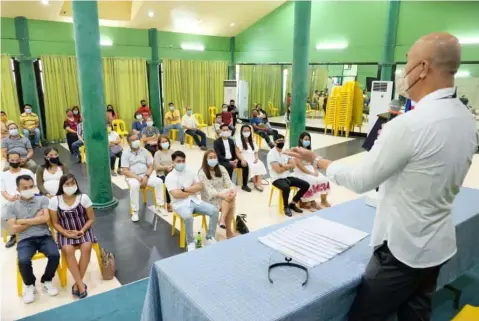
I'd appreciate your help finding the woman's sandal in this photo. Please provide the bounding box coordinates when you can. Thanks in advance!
[79,284,88,299]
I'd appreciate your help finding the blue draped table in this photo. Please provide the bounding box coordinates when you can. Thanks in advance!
[141,187,479,321]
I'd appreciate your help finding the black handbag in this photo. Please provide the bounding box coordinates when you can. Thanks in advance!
[235,214,249,234]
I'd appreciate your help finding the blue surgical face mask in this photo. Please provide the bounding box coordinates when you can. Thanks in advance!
[207,159,218,167]
[302,140,311,148]
[186,110,192,116]
[175,163,185,172]
[9,129,18,136]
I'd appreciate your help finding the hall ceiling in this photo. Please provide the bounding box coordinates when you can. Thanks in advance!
[0,0,285,37]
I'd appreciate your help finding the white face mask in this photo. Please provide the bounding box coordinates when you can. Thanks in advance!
[222,108,228,112]
[146,121,154,127]
[131,140,140,149]
[169,106,175,111]
[136,115,143,120]
[9,128,18,136]
[25,108,32,114]
[20,189,35,199]
[161,142,169,149]
[221,131,231,138]
[63,185,78,196]
[242,132,251,138]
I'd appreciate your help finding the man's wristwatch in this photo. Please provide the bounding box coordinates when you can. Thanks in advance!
[181,187,185,192]
[145,174,150,178]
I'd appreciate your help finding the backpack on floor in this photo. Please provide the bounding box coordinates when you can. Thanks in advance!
[100,248,116,280]
[235,214,250,234]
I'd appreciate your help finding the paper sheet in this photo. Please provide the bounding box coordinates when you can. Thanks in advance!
[259,216,368,268]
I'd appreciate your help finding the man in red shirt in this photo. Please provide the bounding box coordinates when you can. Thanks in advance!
[221,104,235,135]
[137,99,151,119]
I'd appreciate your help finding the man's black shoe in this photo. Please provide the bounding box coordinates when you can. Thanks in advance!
[241,185,252,192]
[289,203,303,213]
[5,235,16,248]
[284,207,293,217]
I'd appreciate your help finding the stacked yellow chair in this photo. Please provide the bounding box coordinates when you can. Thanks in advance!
[323,86,341,134]
[350,82,365,133]
[335,81,355,137]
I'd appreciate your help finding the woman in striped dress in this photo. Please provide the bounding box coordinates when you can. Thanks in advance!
[49,174,96,299]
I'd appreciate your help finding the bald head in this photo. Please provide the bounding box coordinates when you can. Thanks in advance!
[410,32,461,75]
[401,32,461,102]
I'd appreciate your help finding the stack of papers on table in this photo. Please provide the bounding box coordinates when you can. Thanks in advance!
[259,216,368,268]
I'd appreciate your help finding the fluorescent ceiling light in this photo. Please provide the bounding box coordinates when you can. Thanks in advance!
[40,0,49,5]
[455,71,470,78]
[181,43,205,51]
[316,42,348,50]
[100,39,113,46]
[148,11,154,18]
[458,37,479,45]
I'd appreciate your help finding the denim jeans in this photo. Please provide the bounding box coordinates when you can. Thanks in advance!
[22,128,41,146]
[185,129,207,147]
[17,236,60,286]
[71,140,84,158]
[174,200,219,244]
[163,123,184,143]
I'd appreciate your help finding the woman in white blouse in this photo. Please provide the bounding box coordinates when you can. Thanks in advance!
[198,150,237,239]
[36,147,69,198]
[235,125,267,191]
[107,124,123,176]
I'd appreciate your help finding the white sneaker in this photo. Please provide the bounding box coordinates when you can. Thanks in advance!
[187,242,196,252]
[156,206,168,216]
[131,213,139,222]
[205,238,217,246]
[43,281,59,296]
[23,284,35,304]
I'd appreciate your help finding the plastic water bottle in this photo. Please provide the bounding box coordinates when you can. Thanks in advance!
[195,232,203,249]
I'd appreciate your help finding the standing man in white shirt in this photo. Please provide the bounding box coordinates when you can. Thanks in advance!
[286,33,478,321]
[165,151,219,251]
[121,133,166,222]
[1,151,36,248]
[181,106,207,150]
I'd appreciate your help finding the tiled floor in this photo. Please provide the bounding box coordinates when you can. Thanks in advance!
[1,124,478,320]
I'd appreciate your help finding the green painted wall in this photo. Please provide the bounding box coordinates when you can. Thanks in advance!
[0,18,230,61]
[395,1,479,62]
[235,1,387,64]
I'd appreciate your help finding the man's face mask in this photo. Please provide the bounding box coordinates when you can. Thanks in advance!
[396,61,424,99]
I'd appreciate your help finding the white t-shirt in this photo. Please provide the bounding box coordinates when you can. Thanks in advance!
[181,114,197,129]
[165,168,201,208]
[108,131,120,143]
[0,169,35,197]
[222,139,232,159]
[48,194,93,211]
[267,148,292,180]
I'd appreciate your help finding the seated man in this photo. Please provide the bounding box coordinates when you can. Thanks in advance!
[213,124,251,192]
[137,99,151,119]
[221,104,235,136]
[254,104,272,129]
[141,116,161,155]
[163,102,184,145]
[267,135,309,217]
[2,122,37,172]
[165,151,219,251]
[250,110,279,149]
[1,151,36,248]
[121,133,166,222]
[213,113,222,138]
[5,175,60,304]
[182,106,207,150]
[20,104,41,148]
[71,121,84,163]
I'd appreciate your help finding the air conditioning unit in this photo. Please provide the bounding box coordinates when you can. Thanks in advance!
[224,80,249,119]
[368,81,393,134]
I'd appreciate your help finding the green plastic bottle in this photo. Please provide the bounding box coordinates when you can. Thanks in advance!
[195,232,203,249]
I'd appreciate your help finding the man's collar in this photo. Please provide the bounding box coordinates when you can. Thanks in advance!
[417,87,455,105]
[20,197,35,203]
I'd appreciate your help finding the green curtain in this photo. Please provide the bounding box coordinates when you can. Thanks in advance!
[1,55,21,124]
[41,56,80,140]
[286,65,329,100]
[103,57,148,129]
[239,65,282,116]
[163,59,228,125]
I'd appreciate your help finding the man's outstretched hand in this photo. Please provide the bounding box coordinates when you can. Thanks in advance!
[283,147,317,163]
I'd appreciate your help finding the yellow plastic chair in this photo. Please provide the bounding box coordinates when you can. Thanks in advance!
[306,103,315,118]
[171,213,208,248]
[268,185,299,215]
[2,228,8,243]
[168,129,178,142]
[128,185,161,214]
[208,106,217,125]
[233,167,243,186]
[194,113,209,135]
[59,242,103,285]
[452,305,479,321]
[268,102,279,117]
[254,132,263,149]
[112,119,129,138]
[17,226,66,297]
[79,146,86,163]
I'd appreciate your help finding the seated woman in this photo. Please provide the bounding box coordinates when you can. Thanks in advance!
[154,135,174,212]
[293,132,331,209]
[141,116,161,155]
[72,106,82,123]
[198,150,237,239]
[36,147,69,198]
[132,111,147,134]
[49,174,96,299]
[255,104,272,129]
[64,109,80,153]
[284,105,291,126]
[107,124,123,176]
[106,105,118,124]
[236,125,267,191]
